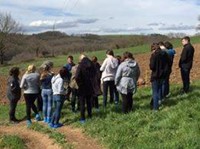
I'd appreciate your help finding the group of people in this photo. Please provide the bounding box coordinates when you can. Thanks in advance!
[6,36,195,128]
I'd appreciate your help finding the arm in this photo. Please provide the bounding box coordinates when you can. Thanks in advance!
[149,54,156,71]
[20,75,26,89]
[115,64,122,86]
[100,58,107,72]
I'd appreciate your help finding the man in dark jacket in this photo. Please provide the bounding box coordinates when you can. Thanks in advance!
[75,55,96,123]
[150,43,170,110]
[179,36,195,94]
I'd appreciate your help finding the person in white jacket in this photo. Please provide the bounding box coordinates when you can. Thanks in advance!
[100,49,119,107]
[49,67,67,128]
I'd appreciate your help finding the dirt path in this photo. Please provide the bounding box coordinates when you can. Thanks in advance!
[0,125,61,149]
[58,125,104,149]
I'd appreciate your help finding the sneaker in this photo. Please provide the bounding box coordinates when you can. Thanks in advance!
[27,120,32,127]
[80,119,86,124]
[46,117,51,124]
[35,114,41,121]
[43,117,47,123]
[53,123,63,128]
[49,123,54,128]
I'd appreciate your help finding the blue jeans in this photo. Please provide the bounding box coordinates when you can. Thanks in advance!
[181,68,190,93]
[152,80,163,110]
[51,95,65,125]
[162,75,170,99]
[41,89,53,118]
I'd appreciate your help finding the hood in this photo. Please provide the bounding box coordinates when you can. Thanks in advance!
[108,56,118,69]
[124,59,137,68]
[51,74,61,84]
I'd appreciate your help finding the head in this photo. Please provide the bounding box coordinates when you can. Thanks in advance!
[26,65,36,74]
[106,49,114,57]
[59,67,68,79]
[79,54,86,62]
[164,41,173,50]
[181,36,190,46]
[158,41,166,50]
[151,43,160,52]
[123,52,134,60]
[67,55,74,64]
[43,60,53,69]
[92,56,98,63]
[9,67,20,77]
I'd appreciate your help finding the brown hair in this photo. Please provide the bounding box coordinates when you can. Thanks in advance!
[151,43,160,52]
[92,56,98,63]
[9,67,20,77]
[123,52,134,60]
[106,49,114,56]
[182,36,190,42]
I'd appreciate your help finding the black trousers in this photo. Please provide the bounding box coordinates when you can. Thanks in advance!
[71,89,80,111]
[37,90,43,112]
[121,93,133,114]
[93,96,99,109]
[9,99,19,121]
[24,94,39,120]
[181,68,191,93]
[79,95,92,120]
[103,80,114,107]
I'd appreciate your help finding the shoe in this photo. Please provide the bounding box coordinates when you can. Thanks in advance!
[35,114,41,121]
[9,120,19,124]
[46,117,51,124]
[43,117,47,123]
[27,120,32,127]
[53,123,63,128]
[49,123,54,128]
[80,119,86,124]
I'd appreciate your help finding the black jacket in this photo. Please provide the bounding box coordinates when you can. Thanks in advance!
[75,57,96,96]
[150,49,171,82]
[7,76,21,100]
[179,43,195,70]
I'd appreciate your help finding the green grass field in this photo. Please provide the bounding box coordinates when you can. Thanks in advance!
[0,82,200,149]
[0,36,200,76]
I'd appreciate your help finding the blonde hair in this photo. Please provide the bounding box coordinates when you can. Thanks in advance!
[26,64,36,74]
[79,54,86,62]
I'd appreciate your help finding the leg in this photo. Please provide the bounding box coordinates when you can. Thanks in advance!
[79,96,86,120]
[114,86,119,104]
[37,90,43,112]
[30,94,39,115]
[41,90,48,118]
[109,81,115,103]
[24,94,32,120]
[54,98,64,124]
[47,90,53,118]
[121,93,129,114]
[103,81,108,107]
[127,93,133,112]
[9,99,18,121]
[152,80,159,110]
[181,68,190,93]
[71,89,76,112]
[86,96,92,118]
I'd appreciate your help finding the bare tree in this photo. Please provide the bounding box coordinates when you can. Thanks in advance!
[0,12,21,64]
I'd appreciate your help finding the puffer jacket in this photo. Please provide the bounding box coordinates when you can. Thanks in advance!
[115,59,140,95]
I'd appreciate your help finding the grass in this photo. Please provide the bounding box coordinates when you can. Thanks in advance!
[0,135,26,149]
[0,35,200,76]
[1,82,200,148]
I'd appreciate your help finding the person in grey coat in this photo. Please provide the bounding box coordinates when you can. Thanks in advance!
[7,67,21,123]
[115,52,140,114]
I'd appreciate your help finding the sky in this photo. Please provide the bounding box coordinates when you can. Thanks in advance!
[0,0,200,35]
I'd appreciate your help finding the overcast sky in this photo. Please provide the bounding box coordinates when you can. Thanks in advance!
[0,0,200,35]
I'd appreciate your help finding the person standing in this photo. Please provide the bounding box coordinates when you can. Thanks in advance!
[100,50,119,107]
[179,36,195,94]
[7,67,21,123]
[115,52,140,114]
[40,63,54,123]
[20,65,41,127]
[149,43,170,110]
[50,68,68,128]
[75,55,96,123]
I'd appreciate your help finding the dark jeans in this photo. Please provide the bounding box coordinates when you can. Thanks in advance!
[121,93,133,114]
[93,96,99,109]
[9,99,19,121]
[79,95,92,120]
[24,94,39,120]
[114,86,119,103]
[152,80,163,110]
[37,90,43,112]
[162,74,170,99]
[181,68,191,93]
[103,80,114,107]
[71,89,80,111]
[51,95,65,125]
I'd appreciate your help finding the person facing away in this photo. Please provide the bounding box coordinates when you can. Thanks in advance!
[115,52,140,114]
[100,49,119,107]
[75,54,96,123]
[50,67,68,128]
[40,63,54,124]
[20,65,41,127]
[7,67,21,123]
[179,36,195,94]
[149,43,170,110]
